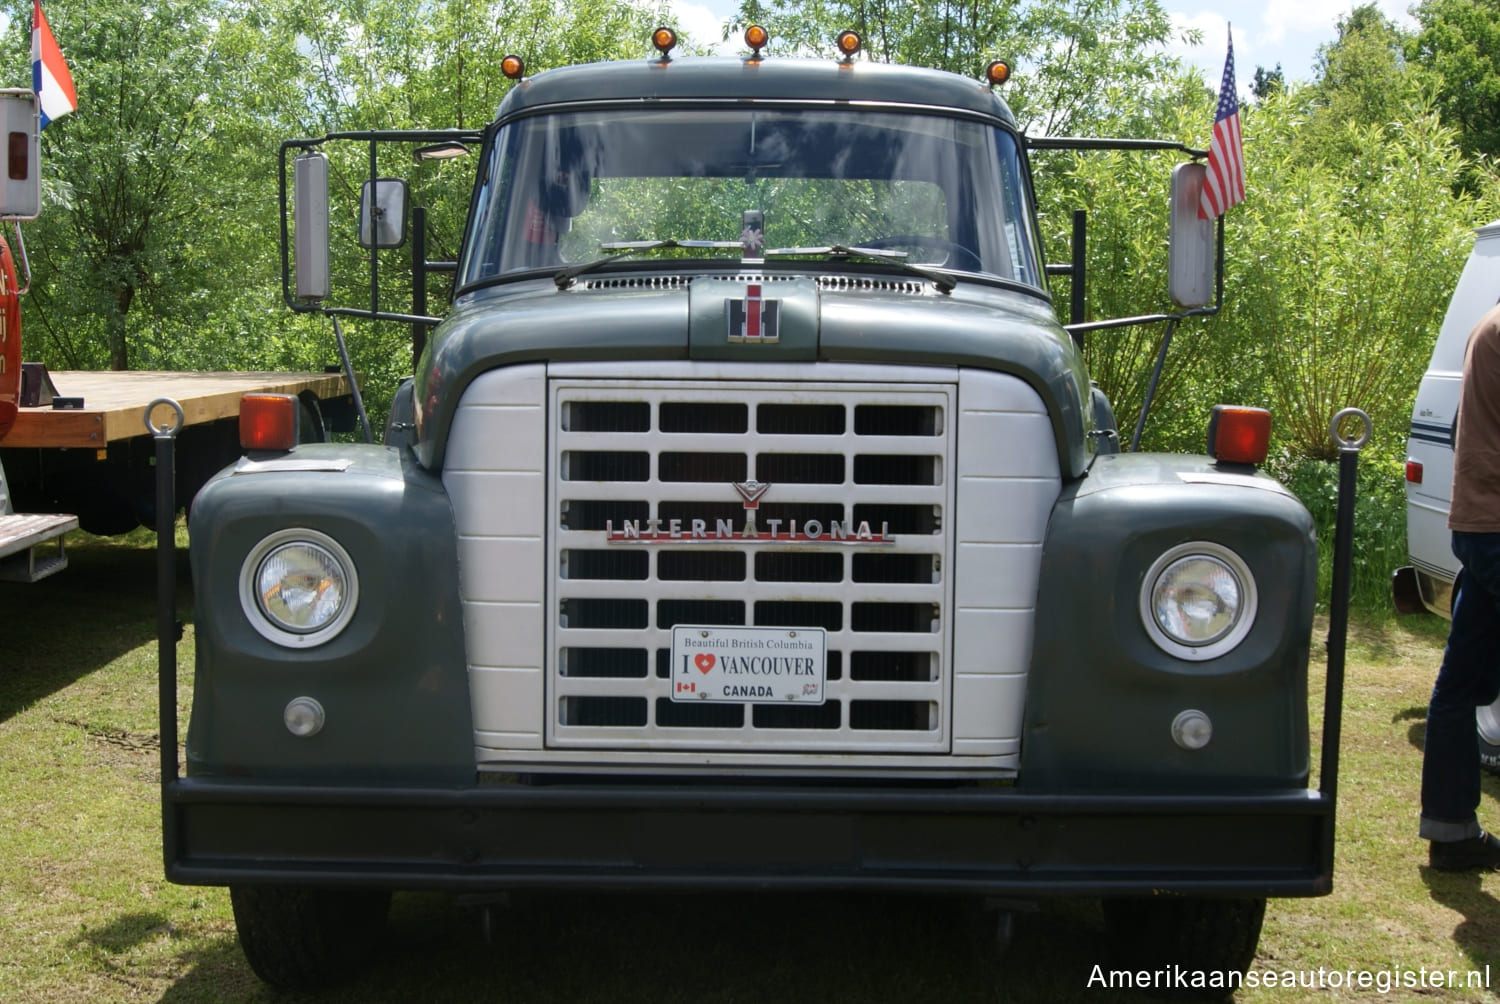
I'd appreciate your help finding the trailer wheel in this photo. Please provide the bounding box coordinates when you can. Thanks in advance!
[229,885,390,990]
[1103,897,1264,999]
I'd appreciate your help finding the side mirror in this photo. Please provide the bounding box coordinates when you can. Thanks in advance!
[1168,162,1215,309]
[359,178,409,249]
[0,89,39,220]
[293,153,330,302]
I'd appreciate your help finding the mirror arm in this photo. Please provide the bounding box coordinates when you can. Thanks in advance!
[1064,216,1222,336]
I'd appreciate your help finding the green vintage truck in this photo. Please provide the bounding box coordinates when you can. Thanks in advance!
[165,31,1336,991]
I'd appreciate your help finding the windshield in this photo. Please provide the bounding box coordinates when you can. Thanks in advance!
[460,107,1041,289]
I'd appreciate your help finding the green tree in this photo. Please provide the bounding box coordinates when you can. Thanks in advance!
[1303,4,1418,161]
[730,0,1185,137]
[0,0,307,371]
[1252,63,1283,101]
[1408,0,1500,175]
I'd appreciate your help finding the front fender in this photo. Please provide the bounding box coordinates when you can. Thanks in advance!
[186,444,473,783]
[1021,453,1317,791]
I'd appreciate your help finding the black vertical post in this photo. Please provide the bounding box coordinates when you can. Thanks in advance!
[1070,209,1086,350]
[149,398,184,871]
[412,205,428,373]
[1319,407,1369,878]
[369,138,379,320]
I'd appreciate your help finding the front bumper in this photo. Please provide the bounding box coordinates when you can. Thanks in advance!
[165,778,1335,897]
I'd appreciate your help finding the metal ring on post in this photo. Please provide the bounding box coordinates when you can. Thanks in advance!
[144,397,186,438]
[1329,407,1371,450]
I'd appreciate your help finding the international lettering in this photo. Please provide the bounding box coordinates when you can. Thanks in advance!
[607,518,892,544]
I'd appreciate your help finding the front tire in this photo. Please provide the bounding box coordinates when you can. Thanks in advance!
[229,885,391,990]
[1103,897,1265,999]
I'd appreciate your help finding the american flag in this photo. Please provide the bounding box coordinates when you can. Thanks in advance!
[1198,29,1245,220]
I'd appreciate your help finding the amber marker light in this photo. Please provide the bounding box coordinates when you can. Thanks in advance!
[240,394,298,452]
[744,24,769,56]
[500,54,525,80]
[652,27,678,58]
[985,60,1011,86]
[836,30,861,60]
[1206,405,1272,466]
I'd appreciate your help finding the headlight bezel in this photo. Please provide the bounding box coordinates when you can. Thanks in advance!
[238,528,360,648]
[1139,541,1258,661]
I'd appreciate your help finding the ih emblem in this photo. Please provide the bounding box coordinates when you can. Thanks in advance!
[726,285,780,343]
[732,479,771,535]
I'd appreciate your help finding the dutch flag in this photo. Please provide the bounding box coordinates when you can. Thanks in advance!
[32,0,76,129]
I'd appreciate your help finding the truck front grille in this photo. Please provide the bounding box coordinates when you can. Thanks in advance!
[551,378,953,753]
[444,362,1060,773]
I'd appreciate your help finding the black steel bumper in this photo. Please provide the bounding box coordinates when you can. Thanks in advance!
[165,778,1335,898]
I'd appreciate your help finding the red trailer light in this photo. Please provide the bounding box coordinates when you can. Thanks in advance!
[1405,460,1423,484]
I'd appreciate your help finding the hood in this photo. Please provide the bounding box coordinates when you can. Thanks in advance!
[414,273,1092,477]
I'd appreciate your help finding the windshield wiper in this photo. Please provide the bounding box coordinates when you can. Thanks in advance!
[763,245,957,294]
[553,239,744,289]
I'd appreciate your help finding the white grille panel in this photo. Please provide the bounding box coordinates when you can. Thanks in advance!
[446,361,1060,773]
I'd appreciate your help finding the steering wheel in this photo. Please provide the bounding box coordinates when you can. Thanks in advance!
[854,235,981,271]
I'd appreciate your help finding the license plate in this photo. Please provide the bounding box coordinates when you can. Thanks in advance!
[670,626,827,704]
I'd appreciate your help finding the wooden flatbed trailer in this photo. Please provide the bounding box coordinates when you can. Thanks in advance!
[0,370,354,579]
[1,371,350,448]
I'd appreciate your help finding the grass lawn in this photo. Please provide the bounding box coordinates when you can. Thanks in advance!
[2,533,1496,1002]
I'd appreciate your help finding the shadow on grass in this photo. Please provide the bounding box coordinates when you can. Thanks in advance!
[1398,706,1428,754]
[1420,869,1500,985]
[153,892,1150,1004]
[79,911,177,954]
[1,535,191,723]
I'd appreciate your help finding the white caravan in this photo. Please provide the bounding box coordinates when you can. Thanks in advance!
[1395,220,1500,617]
[1394,220,1500,770]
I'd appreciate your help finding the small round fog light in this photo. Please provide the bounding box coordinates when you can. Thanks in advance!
[284,696,326,738]
[1171,709,1213,750]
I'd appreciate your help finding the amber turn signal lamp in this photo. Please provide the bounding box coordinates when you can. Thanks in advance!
[836,30,861,59]
[985,60,1011,86]
[744,24,769,55]
[1206,405,1271,466]
[501,54,524,80]
[652,27,678,57]
[241,394,298,452]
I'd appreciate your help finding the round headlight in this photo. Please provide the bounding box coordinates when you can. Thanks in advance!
[239,529,359,647]
[1140,542,1257,661]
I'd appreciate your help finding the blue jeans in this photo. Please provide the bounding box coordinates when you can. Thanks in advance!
[1421,531,1500,841]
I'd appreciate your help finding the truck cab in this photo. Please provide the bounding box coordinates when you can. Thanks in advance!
[172,37,1330,991]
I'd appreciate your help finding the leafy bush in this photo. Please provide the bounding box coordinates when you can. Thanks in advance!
[1266,433,1411,615]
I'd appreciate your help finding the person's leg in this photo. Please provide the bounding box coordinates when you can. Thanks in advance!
[1422,532,1500,864]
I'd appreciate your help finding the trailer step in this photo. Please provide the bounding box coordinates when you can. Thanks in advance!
[0,513,78,582]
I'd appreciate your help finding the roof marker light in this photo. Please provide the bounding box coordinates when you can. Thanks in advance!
[744,24,769,57]
[500,54,525,80]
[985,60,1011,86]
[240,394,298,452]
[652,27,678,59]
[1206,405,1271,466]
[836,30,861,61]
